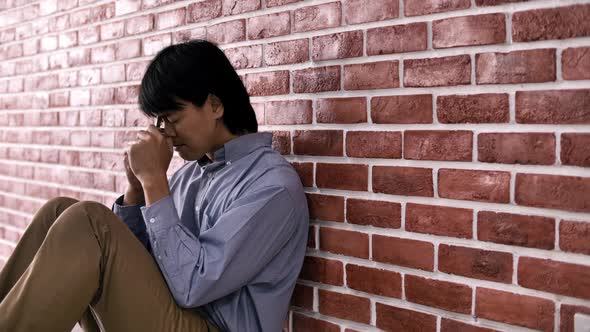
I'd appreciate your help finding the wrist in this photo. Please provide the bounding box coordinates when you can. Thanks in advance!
[141,175,170,206]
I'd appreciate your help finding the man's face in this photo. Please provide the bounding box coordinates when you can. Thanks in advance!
[159,95,223,161]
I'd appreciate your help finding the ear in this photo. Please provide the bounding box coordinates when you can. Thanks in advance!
[209,94,224,120]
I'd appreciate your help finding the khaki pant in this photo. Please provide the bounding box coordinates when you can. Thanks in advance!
[0,197,219,332]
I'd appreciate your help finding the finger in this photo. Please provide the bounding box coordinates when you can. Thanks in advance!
[136,130,152,140]
[146,125,161,136]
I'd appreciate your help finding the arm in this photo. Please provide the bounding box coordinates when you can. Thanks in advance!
[141,185,296,308]
[112,189,152,254]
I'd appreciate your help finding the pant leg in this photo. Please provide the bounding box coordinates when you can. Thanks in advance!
[0,197,101,332]
[0,200,217,332]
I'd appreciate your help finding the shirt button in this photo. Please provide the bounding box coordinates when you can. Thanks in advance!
[158,255,162,259]
[226,161,231,165]
[149,218,156,223]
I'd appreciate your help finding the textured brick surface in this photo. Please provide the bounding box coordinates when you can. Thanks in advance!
[2,2,589,331]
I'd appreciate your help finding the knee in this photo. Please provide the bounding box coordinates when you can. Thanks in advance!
[48,200,110,237]
[33,196,80,228]
[44,196,80,213]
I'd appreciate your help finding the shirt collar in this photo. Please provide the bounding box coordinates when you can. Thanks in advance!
[197,132,273,168]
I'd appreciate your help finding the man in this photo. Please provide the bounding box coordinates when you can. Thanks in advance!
[0,40,309,332]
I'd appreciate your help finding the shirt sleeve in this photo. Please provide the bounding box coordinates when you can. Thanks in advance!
[140,185,297,308]
[112,195,152,254]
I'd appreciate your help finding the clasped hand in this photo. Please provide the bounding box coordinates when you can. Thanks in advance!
[124,125,174,187]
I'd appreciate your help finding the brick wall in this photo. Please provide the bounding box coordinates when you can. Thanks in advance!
[0,0,589,331]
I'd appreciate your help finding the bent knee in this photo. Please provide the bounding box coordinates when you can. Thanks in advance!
[44,196,80,213]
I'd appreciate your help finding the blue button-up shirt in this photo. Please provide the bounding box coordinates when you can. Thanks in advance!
[112,132,309,332]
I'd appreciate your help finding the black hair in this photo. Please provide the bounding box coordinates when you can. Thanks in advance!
[138,39,258,135]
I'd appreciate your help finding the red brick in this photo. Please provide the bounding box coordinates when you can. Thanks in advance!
[267,0,302,7]
[316,163,368,191]
[264,39,309,66]
[312,31,363,61]
[405,0,470,16]
[315,97,367,124]
[142,0,175,9]
[373,235,434,271]
[561,133,590,167]
[405,55,471,87]
[293,130,343,157]
[320,227,369,258]
[433,14,505,48]
[476,0,528,5]
[306,193,344,222]
[173,27,207,44]
[516,173,590,212]
[476,49,556,84]
[560,220,590,255]
[476,288,554,331]
[269,130,290,155]
[563,47,590,80]
[439,245,513,283]
[142,34,172,56]
[245,71,289,96]
[519,257,590,300]
[156,7,185,30]
[265,100,312,125]
[373,166,433,197]
[347,264,401,298]
[437,94,509,123]
[478,211,555,249]
[115,85,140,104]
[125,15,154,35]
[344,0,398,24]
[91,45,116,64]
[404,130,472,161]
[223,45,262,70]
[561,304,590,332]
[441,319,498,332]
[346,131,401,158]
[367,23,426,55]
[292,313,339,332]
[346,198,401,229]
[319,290,370,324]
[116,39,141,60]
[307,226,315,248]
[344,61,399,90]
[371,94,432,124]
[478,132,555,165]
[376,303,437,331]
[406,203,472,238]
[291,284,313,309]
[207,19,246,44]
[405,275,472,313]
[512,4,590,42]
[293,66,341,93]
[299,256,343,285]
[293,2,341,33]
[221,0,260,15]
[247,11,290,40]
[438,169,510,203]
[291,162,313,187]
[516,89,590,124]
[187,0,221,23]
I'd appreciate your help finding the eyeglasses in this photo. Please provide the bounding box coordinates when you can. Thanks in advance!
[155,116,166,135]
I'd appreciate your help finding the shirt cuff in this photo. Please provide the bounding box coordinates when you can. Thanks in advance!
[140,195,178,234]
[112,195,145,230]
